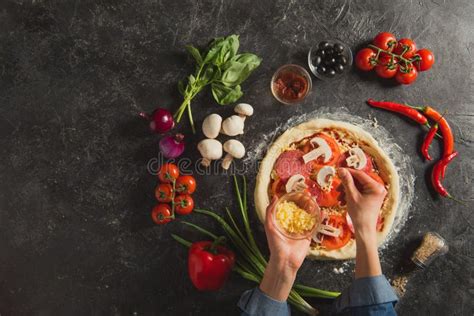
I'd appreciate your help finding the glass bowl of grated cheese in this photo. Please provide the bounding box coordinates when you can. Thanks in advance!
[272,191,321,240]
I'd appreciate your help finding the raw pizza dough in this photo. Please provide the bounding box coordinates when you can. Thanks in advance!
[254,118,400,260]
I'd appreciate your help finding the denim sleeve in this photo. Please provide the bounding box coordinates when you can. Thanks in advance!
[332,275,398,315]
[238,287,290,316]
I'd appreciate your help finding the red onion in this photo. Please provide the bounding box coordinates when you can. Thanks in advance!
[139,108,175,134]
[159,134,185,158]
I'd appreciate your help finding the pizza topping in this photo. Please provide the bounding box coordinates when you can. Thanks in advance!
[315,223,341,237]
[274,150,308,181]
[316,166,336,191]
[270,177,285,198]
[319,214,352,250]
[302,137,332,164]
[285,174,308,193]
[376,215,384,232]
[346,212,354,234]
[308,176,343,207]
[276,201,316,234]
[345,147,367,170]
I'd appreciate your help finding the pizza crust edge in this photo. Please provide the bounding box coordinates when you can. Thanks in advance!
[254,118,400,260]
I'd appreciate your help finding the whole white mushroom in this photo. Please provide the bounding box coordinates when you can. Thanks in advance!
[197,139,223,167]
[234,103,254,121]
[222,139,246,170]
[202,114,222,139]
[221,115,245,136]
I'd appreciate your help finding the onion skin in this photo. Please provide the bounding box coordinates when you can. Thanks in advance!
[140,108,175,134]
[159,134,185,158]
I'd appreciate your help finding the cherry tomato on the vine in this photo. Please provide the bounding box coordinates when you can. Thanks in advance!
[174,194,194,215]
[151,204,172,225]
[158,163,180,183]
[395,66,418,85]
[355,48,377,71]
[375,55,398,78]
[372,32,397,51]
[393,38,417,58]
[155,183,174,202]
[413,48,435,72]
[176,175,196,194]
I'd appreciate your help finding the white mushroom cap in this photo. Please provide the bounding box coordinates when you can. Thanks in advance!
[223,139,246,158]
[221,115,245,136]
[222,139,246,169]
[202,114,222,139]
[197,139,223,167]
[234,103,254,117]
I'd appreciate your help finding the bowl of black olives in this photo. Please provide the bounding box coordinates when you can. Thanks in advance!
[308,40,353,80]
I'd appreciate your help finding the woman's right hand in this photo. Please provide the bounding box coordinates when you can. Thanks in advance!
[338,168,387,278]
[337,168,387,236]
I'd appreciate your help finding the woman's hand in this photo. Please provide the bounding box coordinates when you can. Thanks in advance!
[259,196,311,301]
[338,168,387,237]
[264,196,312,271]
[338,168,387,278]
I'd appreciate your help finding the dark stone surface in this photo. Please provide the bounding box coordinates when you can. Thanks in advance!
[0,0,473,315]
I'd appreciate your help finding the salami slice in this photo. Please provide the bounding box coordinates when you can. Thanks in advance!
[274,150,308,181]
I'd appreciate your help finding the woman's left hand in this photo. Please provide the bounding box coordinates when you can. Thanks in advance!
[258,197,312,301]
[264,196,312,272]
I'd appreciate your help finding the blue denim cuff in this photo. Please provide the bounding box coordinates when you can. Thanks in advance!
[238,287,291,316]
[333,275,398,313]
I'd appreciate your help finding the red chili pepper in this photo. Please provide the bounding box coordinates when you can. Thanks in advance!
[421,123,438,161]
[367,99,428,125]
[422,106,454,178]
[431,151,458,197]
[188,239,235,291]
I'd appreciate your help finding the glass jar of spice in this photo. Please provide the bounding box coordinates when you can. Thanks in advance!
[411,232,449,268]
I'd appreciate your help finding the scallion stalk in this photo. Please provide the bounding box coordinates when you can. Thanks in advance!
[171,175,340,314]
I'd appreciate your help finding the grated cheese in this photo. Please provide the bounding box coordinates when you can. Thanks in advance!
[276,201,316,234]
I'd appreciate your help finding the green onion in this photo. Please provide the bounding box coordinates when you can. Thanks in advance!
[171,175,340,314]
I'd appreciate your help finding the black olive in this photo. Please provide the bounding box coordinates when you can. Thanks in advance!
[316,49,326,58]
[326,68,336,77]
[318,41,330,50]
[336,55,348,65]
[317,66,327,75]
[312,55,322,66]
[324,47,334,56]
[334,64,344,73]
[329,57,337,65]
[333,43,344,53]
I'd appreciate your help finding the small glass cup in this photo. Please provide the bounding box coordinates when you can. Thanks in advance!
[270,64,312,105]
[411,232,449,268]
[272,191,321,240]
[308,39,353,81]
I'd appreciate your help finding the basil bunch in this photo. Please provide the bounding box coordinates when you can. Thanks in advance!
[174,35,262,133]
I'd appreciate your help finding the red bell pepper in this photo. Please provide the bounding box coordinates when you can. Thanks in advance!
[188,239,235,291]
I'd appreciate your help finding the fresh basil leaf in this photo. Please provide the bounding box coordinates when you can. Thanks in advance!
[199,66,219,85]
[185,45,203,66]
[211,83,243,105]
[211,66,222,82]
[233,53,262,72]
[214,41,231,66]
[227,34,240,58]
[221,62,250,87]
[203,37,225,64]
[209,35,240,67]
[178,80,185,96]
[188,74,196,85]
